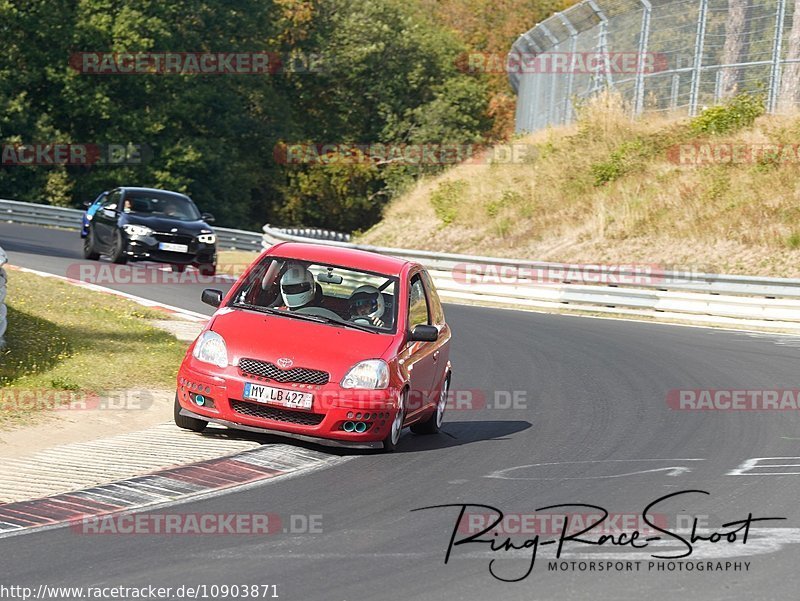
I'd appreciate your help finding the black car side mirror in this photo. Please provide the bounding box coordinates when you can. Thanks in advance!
[409,324,438,342]
[201,288,223,308]
[201,212,215,223]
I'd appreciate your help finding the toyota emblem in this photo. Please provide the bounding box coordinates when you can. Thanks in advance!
[277,357,293,369]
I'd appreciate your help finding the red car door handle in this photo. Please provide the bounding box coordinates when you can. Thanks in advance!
[433,350,440,361]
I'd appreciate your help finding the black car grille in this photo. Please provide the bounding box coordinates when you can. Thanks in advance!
[230,400,324,426]
[154,233,194,246]
[238,358,330,385]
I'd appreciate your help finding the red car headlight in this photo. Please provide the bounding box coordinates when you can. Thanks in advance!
[192,331,229,368]
[340,360,389,390]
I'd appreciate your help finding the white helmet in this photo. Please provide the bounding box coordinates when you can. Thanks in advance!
[280,263,315,308]
[349,285,385,320]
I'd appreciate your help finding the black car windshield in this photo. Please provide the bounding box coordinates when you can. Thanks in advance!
[229,258,399,333]
[123,192,201,221]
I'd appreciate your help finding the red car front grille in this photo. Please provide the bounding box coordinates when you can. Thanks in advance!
[238,358,330,385]
[230,399,325,426]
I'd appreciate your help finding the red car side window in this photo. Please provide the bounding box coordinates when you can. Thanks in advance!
[408,274,431,330]
[421,270,445,326]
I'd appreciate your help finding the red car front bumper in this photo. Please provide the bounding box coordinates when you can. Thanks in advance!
[176,360,401,449]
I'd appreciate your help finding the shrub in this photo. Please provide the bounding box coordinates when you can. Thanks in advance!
[690,93,765,136]
[786,232,800,249]
[590,138,655,186]
[429,180,466,224]
[485,189,523,217]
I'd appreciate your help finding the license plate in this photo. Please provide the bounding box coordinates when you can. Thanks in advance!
[158,242,189,253]
[243,382,313,410]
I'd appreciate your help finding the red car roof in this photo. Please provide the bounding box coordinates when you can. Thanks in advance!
[266,242,411,275]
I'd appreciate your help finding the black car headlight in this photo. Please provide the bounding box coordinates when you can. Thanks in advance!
[122,224,154,237]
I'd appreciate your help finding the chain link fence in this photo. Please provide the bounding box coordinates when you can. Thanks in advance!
[510,0,800,132]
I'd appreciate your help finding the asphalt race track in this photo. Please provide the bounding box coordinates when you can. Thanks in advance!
[2,222,800,600]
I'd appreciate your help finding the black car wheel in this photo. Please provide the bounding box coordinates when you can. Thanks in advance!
[198,263,216,276]
[82,228,100,260]
[109,230,128,264]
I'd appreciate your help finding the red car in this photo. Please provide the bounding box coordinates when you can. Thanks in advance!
[174,242,452,451]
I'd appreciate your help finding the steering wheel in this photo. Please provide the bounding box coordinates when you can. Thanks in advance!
[294,306,343,320]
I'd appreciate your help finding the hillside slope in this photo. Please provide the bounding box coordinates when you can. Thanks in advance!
[357,93,800,277]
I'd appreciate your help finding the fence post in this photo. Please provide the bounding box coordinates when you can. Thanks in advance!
[689,0,709,116]
[587,0,612,93]
[528,63,541,130]
[670,73,681,109]
[769,0,788,112]
[523,32,543,131]
[539,24,560,126]
[558,12,579,124]
[634,0,653,116]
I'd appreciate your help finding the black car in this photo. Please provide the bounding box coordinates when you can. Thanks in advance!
[83,187,217,275]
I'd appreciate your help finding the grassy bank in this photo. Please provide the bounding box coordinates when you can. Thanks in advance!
[217,250,260,277]
[0,270,186,424]
[357,92,800,277]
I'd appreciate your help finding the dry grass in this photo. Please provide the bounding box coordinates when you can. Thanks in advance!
[358,91,800,277]
[0,270,186,425]
[217,250,261,277]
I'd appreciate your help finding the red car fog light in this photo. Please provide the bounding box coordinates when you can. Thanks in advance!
[190,392,215,409]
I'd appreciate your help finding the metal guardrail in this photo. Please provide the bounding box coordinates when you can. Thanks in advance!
[271,226,351,243]
[0,244,7,349]
[0,198,262,252]
[2,198,798,328]
[262,224,800,328]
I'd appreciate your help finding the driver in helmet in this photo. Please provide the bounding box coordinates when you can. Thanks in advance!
[349,285,385,327]
[280,263,316,310]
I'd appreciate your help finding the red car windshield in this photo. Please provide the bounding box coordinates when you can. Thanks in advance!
[229,257,399,333]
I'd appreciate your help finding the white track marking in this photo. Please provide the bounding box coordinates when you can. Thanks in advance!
[487,459,705,481]
[727,457,800,476]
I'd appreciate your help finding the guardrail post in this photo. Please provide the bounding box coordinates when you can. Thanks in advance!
[634,0,653,116]
[689,0,709,116]
[558,12,579,124]
[769,0,788,112]
[713,68,723,104]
